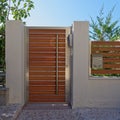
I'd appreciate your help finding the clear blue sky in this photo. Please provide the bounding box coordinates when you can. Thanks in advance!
[25,0,120,26]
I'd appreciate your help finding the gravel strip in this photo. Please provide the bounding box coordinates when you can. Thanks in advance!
[17,107,120,120]
[0,104,22,120]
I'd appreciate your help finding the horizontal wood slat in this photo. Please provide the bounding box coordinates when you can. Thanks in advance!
[29,86,65,91]
[29,95,65,99]
[104,64,120,68]
[92,47,120,52]
[104,58,120,63]
[29,33,65,36]
[29,28,66,102]
[30,56,65,59]
[29,77,65,81]
[30,61,65,63]
[29,67,65,71]
[29,35,65,39]
[29,47,65,52]
[29,71,65,75]
[29,90,65,95]
[91,70,120,74]
[29,43,65,47]
[29,57,65,61]
[29,81,65,85]
[29,62,65,66]
[92,41,120,46]
[92,53,120,57]
[29,39,65,42]
[30,53,65,56]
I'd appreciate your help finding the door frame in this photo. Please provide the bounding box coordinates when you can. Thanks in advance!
[26,26,71,103]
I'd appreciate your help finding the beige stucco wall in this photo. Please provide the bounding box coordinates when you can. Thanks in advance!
[6,20,26,105]
[72,21,120,108]
[72,21,89,108]
[87,77,120,108]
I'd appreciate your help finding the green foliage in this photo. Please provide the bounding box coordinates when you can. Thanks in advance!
[90,6,120,41]
[0,0,34,70]
[92,74,120,77]
[0,26,5,71]
[11,0,34,20]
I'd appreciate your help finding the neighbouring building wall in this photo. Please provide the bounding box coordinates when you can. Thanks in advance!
[72,21,120,108]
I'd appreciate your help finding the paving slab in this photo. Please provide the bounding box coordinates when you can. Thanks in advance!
[0,104,22,120]
[17,104,120,120]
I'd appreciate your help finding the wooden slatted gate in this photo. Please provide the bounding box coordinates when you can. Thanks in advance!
[29,28,66,102]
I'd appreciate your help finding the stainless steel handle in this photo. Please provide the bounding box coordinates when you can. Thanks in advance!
[56,34,58,95]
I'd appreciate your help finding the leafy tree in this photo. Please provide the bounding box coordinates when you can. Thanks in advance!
[0,0,34,70]
[90,6,120,41]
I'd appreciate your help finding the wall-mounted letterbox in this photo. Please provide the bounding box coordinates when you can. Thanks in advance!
[92,54,103,69]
